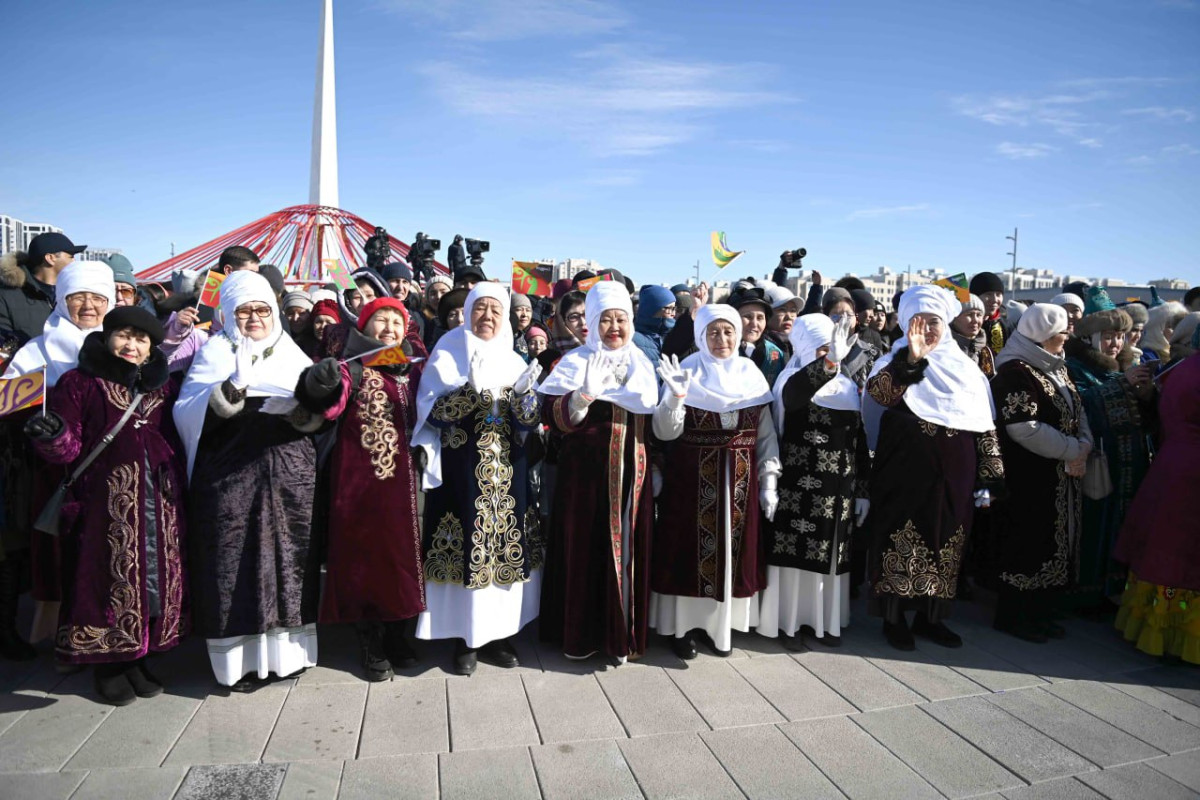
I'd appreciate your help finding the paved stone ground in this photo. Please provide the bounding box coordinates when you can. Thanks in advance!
[2,592,1199,799]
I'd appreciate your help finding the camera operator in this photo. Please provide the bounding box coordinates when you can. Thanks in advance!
[772,249,823,316]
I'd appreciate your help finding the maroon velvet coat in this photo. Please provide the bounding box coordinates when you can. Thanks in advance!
[541,394,653,659]
[319,361,425,623]
[653,406,766,600]
[33,338,189,664]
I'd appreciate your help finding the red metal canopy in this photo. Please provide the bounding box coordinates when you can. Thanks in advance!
[135,204,446,284]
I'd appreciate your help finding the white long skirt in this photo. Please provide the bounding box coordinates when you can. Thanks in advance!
[207,623,319,686]
[757,564,850,640]
[416,569,542,649]
[650,458,759,653]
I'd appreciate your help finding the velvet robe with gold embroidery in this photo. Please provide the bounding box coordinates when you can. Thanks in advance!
[864,353,1004,619]
[33,341,189,665]
[540,395,654,659]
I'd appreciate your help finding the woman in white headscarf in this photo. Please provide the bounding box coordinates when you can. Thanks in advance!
[174,271,324,690]
[410,282,543,676]
[649,305,780,659]
[758,313,869,650]
[990,304,1091,643]
[539,281,658,663]
[862,285,1004,652]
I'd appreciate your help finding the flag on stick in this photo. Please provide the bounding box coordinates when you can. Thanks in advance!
[0,370,44,417]
[711,231,744,270]
[342,343,418,368]
[576,273,614,292]
[323,258,355,291]
[933,273,970,304]
[512,260,554,297]
[197,270,226,308]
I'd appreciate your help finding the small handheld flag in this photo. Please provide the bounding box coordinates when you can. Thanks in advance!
[0,370,45,417]
[197,271,227,308]
[512,260,554,297]
[323,258,355,291]
[711,231,744,270]
[576,273,614,292]
[933,273,970,304]
[362,344,409,368]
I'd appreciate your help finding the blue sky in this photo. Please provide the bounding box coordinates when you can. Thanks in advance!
[1,0,1197,287]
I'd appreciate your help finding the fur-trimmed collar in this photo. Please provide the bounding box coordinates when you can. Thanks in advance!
[1064,336,1135,375]
[0,252,28,290]
[76,331,170,392]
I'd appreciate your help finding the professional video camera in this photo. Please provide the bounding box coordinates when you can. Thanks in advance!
[409,232,442,284]
[465,238,490,269]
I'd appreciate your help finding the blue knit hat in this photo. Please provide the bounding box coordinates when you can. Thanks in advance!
[1083,286,1116,315]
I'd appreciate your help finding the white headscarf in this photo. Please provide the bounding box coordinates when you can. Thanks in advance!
[772,314,861,434]
[173,271,312,478]
[411,282,528,490]
[3,261,116,387]
[676,305,771,413]
[866,284,995,433]
[539,281,658,414]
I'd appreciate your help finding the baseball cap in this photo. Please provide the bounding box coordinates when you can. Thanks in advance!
[28,232,86,263]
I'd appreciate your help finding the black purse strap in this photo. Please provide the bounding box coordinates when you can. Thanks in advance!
[62,391,144,487]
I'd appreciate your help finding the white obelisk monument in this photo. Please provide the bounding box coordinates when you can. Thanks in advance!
[309,0,339,208]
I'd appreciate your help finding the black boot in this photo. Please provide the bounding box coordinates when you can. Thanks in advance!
[454,639,478,676]
[94,663,137,706]
[356,622,393,682]
[912,611,962,648]
[883,617,916,651]
[0,558,35,661]
[124,658,164,698]
[383,621,418,669]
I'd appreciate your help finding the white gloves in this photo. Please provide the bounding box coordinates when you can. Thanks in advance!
[973,488,991,509]
[229,333,255,390]
[827,315,855,364]
[854,498,870,526]
[657,354,691,399]
[760,474,779,521]
[581,351,616,400]
[652,465,663,497]
[513,360,543,395]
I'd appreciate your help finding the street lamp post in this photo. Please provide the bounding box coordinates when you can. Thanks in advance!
[1006,228,1018,295]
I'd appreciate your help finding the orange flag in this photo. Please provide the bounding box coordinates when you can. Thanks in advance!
[362,345,409,368]
[197,271,226,308]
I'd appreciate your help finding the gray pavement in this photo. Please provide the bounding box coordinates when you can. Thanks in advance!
[2,594,1199,799]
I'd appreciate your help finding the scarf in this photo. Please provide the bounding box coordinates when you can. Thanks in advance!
[676,305,771,413]
[411,282,528,490]
[173,271,312,477]
[773,314,860,435]
[539,281,658,414]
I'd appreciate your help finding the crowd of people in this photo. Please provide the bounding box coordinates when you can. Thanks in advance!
[0,229,1195,707]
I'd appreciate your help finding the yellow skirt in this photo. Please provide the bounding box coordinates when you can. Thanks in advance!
[1115,570,1200,666]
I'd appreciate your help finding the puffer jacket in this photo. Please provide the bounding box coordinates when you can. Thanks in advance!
[0,252,55,342]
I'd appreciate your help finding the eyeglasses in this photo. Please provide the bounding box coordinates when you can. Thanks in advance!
[64,292,109,307]
[115,286,137,300]
[564,313,586,324]
[235,305,274,321]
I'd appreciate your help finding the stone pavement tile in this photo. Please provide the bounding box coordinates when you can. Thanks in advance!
[0,651,48,693]
[64,692,202,769]
[731,655,857,721]
[792,649,922,712]
[446,673,539,751]
[779,715,940,800]
[71,766,187,800]
[956,622,1101,683]
[440,746,541,799]
[843,637,990,702]
[359,677,449,757]
[1077,762,1197,800]
[530,739,642,800]
[701,724,843,799]
[595,665,708,737]
[1045,679,1200,754]
[1000,778,1104,799]
[278,759,344,800]
[1106,679,1200,729]
[0,670,112,773]
[339,754,438,800]
[853,704,1023,798]
[522,672,626,743]
[163,680,290,766]
[0,687,57,739]
[0,771,86,800]
[731,629,793,657]
[666,660,784,729]
[294,623,364,686]
[262,682,366,762]
[986,686,1163,767]
[915,637,1048,692]
[1049,635,1159,676]
[922,695,1095,784]
[175,763,287,800]
[618,732,744,799]
[1121,665,1200,708]
[1148,750,1200,792]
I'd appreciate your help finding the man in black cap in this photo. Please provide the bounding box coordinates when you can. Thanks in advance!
[968,271,1011,351]
[850,289,887,352]
[0,232,87,342]
[381,262,424,339]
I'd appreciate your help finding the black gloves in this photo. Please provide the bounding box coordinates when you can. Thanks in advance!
[25,412,64,440]
[305,358,342,399]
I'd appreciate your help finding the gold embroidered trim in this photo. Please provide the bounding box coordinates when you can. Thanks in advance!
[424,512,465,584]
[57,463,143,656]
[441,428,467,449]
[467,389,526,588]
[1001,390,1038,421]
[873,520,965,599]
[976,429,1004,482]
[157,470,183,647]
[100,382,164,420]
[867,369,906,407]
[357,369,399,480]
